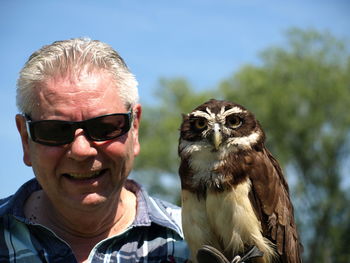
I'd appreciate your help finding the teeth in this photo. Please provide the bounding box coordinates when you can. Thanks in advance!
[68,170,102,179]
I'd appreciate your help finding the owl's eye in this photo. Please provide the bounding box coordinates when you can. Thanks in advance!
[226,115,242,129]
[193,118,207,130]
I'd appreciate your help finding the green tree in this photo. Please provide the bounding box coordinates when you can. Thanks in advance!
[134,28,350,262]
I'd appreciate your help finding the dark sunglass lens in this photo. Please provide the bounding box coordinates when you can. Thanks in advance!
[32,121,73,145]
[87,114,130,140]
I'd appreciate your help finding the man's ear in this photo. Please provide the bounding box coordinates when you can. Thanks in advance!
[131,104,142,156]
[15,114,32,166]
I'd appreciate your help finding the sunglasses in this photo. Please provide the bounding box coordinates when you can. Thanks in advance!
[24,111,133,146]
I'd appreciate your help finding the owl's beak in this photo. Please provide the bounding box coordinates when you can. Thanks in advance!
[212,124,222,150]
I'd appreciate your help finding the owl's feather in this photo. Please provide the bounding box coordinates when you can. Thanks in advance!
[247,148,302,263]
[178,99,302,263]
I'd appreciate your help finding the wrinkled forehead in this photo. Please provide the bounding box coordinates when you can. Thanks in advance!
[38,73,111,101]
[30,71,123,118]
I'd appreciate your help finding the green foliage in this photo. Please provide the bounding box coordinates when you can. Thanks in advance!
[134,28,350,261]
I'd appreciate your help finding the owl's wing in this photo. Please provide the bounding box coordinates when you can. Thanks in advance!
[247,147,303,263]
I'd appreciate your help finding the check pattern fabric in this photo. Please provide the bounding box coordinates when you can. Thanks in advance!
[0,179,190,263]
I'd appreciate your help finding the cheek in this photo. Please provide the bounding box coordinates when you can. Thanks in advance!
[102,138,135,162]
[29,144,66,175]
[103,141,135,180]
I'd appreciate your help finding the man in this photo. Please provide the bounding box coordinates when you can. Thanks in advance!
[0,38,189,262]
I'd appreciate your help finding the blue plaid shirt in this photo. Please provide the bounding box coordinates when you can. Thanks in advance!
[0,179,190,262]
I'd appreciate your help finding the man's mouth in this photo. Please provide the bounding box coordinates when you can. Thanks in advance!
[62,169,108,180]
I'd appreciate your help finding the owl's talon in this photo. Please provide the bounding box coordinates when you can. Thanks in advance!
[196,245,264,263]
[231,255,241,263]
[196,245,229,263]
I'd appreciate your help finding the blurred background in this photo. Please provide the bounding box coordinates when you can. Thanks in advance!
[1,0,349,262]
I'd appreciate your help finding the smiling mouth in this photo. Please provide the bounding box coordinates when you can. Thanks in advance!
[63,169,108,180]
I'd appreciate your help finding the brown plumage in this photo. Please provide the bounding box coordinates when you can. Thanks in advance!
[178,99,302,263]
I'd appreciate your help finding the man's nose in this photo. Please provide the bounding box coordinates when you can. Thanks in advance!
[67,129,98,161]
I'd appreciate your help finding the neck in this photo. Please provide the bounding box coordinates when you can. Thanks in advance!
[24,187,137,262]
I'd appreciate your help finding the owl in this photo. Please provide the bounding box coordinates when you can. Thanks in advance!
[178,99,302,263]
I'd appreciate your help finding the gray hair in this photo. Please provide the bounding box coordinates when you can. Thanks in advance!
[16,38,139,114]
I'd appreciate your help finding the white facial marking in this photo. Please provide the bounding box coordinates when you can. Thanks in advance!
[191,106,244,123]
[191,109,215,120]
[227,131,260,149]
[223,106,245,115]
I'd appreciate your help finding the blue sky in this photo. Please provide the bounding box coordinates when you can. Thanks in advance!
[0,0,349,197]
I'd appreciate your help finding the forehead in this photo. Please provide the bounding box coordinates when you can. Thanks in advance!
[44,69,113,92]
[32,70,125,118]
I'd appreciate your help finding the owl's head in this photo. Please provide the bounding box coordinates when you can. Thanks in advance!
[179,99,265,157]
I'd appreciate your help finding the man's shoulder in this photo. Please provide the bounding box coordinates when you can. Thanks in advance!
[0,179,40,217]
[0,196,13,215]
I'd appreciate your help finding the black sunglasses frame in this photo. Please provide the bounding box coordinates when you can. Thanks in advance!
[24,110,133,146]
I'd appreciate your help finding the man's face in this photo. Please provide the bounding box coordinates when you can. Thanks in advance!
[16,71,141,212]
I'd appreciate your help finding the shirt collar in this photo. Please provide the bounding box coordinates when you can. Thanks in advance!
[125,180,183,237]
